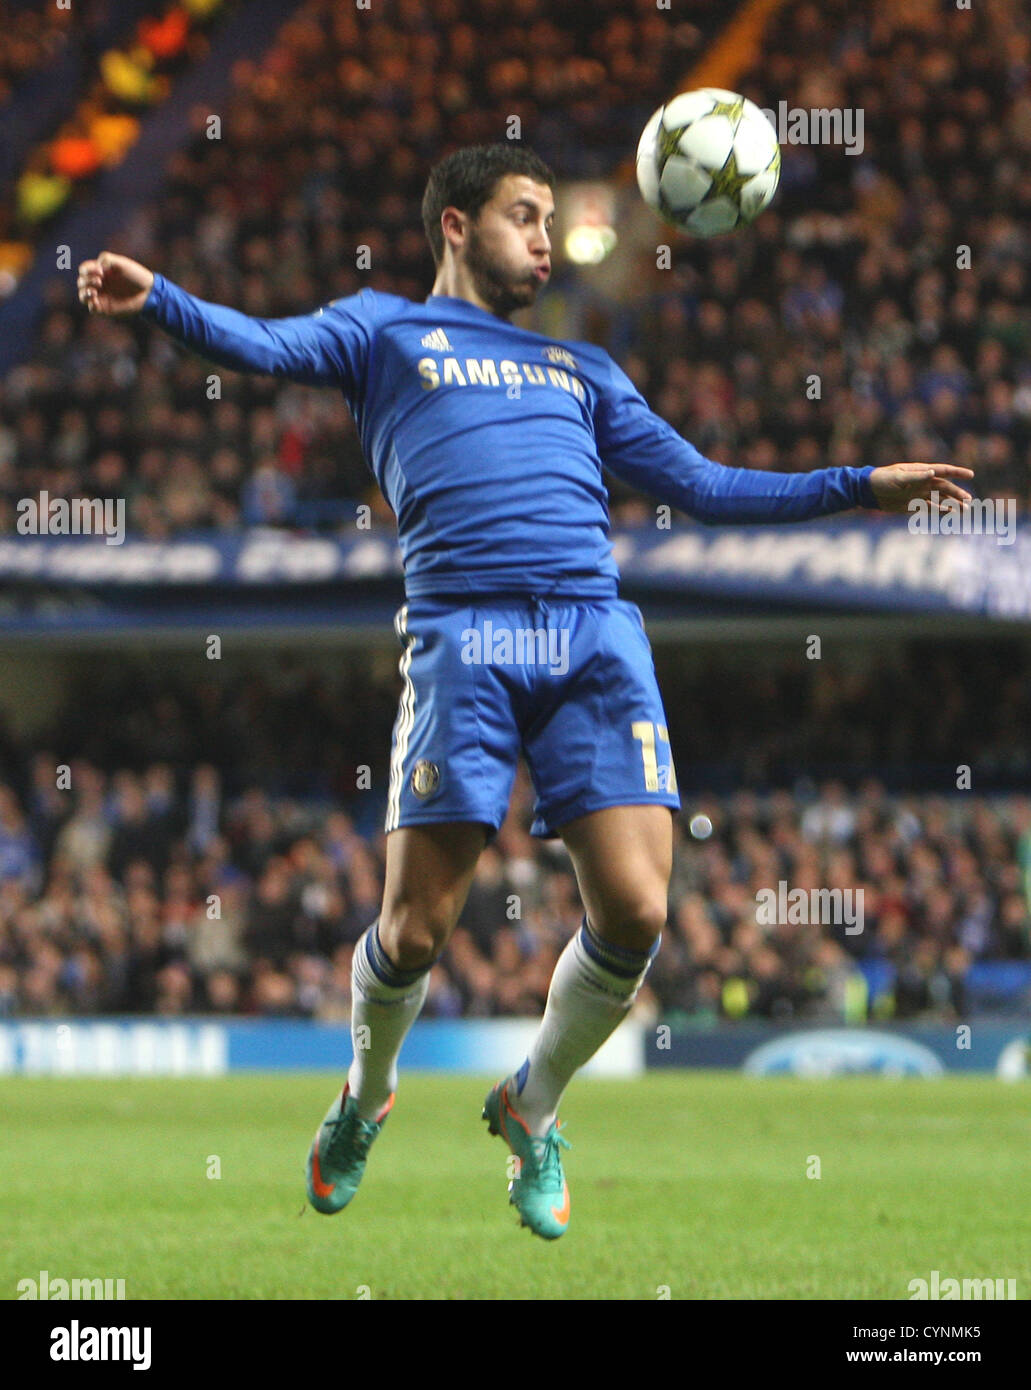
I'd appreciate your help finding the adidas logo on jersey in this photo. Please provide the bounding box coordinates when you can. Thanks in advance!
[420,328,453,351]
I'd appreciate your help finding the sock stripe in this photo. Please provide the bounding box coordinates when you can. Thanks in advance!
[348,932,429,1121]
[515,919,660,1137]
[364,922,431,990]
[579,916,661,979]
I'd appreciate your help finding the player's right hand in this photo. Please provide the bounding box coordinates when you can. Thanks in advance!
[77,252,155,316]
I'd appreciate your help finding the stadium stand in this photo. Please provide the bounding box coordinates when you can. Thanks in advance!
[0,0,1029,1025]
[1,644,1030,1023]
[1,0,1027,531]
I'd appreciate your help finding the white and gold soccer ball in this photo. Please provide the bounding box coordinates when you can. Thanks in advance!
[636,88,781,237]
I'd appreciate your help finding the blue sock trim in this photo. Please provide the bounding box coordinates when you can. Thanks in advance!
[364,922,431,989]
[579,916,661,980]
[515,1058,530,1093]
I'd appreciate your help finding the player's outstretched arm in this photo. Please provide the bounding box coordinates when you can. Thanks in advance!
[595,357,974,524]
[77,251,353,387]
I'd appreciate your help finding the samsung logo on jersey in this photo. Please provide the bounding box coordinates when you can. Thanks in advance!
[417,357,586,402]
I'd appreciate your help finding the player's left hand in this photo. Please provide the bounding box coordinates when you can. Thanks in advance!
[868,462,974,513]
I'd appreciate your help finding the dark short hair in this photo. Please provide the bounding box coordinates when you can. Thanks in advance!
[421,142,556,268]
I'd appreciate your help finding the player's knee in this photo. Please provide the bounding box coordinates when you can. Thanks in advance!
[379,904,453,972]
[593,895,667,954]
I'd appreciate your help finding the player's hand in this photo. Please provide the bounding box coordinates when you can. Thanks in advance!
[77,252,154,316]
[868,462,974,513]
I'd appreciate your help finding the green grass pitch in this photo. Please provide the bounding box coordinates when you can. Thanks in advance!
[2,1073,1029,1300]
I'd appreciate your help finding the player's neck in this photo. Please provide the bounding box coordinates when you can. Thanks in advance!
[429,269,507,320]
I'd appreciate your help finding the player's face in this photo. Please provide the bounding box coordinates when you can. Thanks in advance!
[463,175,554,317]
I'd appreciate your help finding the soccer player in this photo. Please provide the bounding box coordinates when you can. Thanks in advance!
[77,143,973,1240]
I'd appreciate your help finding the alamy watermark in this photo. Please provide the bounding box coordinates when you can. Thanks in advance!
[756,882,864,935]
[460,620,570,675]
[50,1321,151,1371]
[16,491,125,546]
[760,102,864,156]
[908,1270,1017,1300]
[17,1269,126,1300]
[908,494,1015,546]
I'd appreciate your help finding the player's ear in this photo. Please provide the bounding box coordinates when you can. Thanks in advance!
[440,206,466,250]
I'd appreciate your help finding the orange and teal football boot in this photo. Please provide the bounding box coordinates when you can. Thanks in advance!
[482,1075,571,1240]
[306,1084,393,1214]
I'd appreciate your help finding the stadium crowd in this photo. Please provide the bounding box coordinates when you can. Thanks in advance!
[15,639,1031,801]
[2,1,1030,1024]
[1,646,1029,1024]
[0,0,73,108]
[609,0,1031,518]
[1,0,1028,534]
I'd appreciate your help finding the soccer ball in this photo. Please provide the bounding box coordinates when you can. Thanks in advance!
[636,88,781,237]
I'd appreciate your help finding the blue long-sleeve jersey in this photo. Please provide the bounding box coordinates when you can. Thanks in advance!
[140,275,878,599]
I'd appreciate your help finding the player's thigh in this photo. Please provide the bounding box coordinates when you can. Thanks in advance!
[379,820,488,965]
[559,804,673,953]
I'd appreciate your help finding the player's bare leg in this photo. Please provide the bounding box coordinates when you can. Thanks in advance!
[484,804,672,1237]
[517,802,671,1128]
[307,821,485,1214]
[377,820,489,969]
[561,801,673,949]
[350,820,487,1113]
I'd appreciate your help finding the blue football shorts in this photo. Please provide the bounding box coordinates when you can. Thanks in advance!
[384,594,680,838]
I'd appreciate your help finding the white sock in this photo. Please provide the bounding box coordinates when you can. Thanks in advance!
[347,922,430,1121]
[513,916,660,1137]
